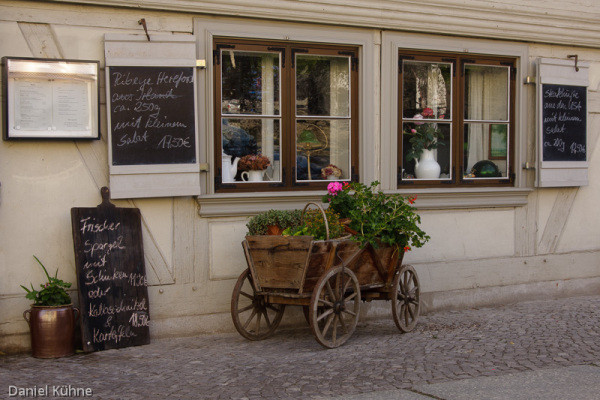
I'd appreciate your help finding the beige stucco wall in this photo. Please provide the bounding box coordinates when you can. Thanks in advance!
[1,0,600,354]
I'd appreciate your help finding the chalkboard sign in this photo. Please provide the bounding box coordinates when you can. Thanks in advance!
[541,84,587,162]
[108,66,196,166]
[71,187,150,352]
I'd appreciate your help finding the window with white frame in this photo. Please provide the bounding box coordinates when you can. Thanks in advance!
[214,39,358,192]
[398,52,516,187]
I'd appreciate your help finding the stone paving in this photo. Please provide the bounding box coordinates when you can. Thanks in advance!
[1,295,599,399]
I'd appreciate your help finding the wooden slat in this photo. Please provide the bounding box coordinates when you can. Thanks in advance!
[246,236,312,290]
[538,188,579,254]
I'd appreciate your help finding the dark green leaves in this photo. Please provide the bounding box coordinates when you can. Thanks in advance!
[21,256,72,306]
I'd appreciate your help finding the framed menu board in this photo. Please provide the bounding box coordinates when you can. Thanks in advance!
[537,58,589,187]
[541,84,586,162]
[104,34,201,199]
[107,66,196,166]
[2,57,100,140]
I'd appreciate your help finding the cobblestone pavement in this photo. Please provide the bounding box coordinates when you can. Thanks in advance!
[1,295,599,399]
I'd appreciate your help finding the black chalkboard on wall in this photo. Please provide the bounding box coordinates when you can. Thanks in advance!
[108,66,196,166]
[541,84,587,162]
[71,187,150,352]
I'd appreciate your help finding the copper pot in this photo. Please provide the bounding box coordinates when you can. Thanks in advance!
[23,304,79,358]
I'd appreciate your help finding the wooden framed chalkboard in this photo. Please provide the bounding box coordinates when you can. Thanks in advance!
[108,66,196,166]
[71,187,150,352]
[541,84,586,162]
[104,34,201,198]
[537,57,589,187]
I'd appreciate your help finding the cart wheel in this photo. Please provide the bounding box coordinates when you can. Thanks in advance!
[231,269,285,340]
[392,264,421,333]
[309,266,360,348]
[303,305,325,326]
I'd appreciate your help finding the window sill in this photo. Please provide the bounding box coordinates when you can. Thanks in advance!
[196,187,532,217]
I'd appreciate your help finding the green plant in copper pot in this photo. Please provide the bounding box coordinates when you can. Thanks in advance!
[21,256,72,306]
[21,256,77,358]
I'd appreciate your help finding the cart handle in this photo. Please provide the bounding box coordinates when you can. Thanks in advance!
[301,202,330,241]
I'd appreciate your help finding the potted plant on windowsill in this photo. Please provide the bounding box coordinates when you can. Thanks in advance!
[239,154,271,182]
[321,164,342,181]
[21,256,79,358]
[404,107,445,179]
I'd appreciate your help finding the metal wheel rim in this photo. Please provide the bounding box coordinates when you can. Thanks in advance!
[231,269,285,340]
[392,264,420,333]
[309,266,360,348]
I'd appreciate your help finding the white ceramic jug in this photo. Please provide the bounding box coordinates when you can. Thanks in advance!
[241,170,264,182]
[414,149,441,179]
[222,153,239,183]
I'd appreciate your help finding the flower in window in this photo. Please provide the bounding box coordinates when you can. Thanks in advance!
[321,164,342,179]
[238,154,271,171]
[404,108,445,162]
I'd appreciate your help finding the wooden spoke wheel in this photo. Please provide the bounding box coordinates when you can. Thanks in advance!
[309,266,360,348]
[392,264,421,333]
[231,269,285,340]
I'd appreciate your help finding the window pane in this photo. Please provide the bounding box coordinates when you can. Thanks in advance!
[296,55,350,117]
[221,51,280,116]
[296,120,350,181]
[401,122,451,180]
[222,118,281,182]
[464,65,509,121]
[463,123,508,179]
[402,61,451,120]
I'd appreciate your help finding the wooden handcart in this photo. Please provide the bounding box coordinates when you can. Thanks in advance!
[231,203,421,348]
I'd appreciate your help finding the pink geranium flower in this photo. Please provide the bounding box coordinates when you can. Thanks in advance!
[327,182,343,196]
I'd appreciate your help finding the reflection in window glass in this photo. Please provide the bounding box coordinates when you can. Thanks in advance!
[221,51,280,116]
[296,120,350,181]
[296,55,350,117]
[296,54,352,181]
[402,61,451,120]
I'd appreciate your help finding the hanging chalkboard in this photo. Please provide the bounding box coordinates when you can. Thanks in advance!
[541,84,586,162]
[71,187,150,352]
[108,66,196,166]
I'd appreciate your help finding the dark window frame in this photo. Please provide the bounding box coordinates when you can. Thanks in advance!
[213,38,360,193]
[398,51,516,188]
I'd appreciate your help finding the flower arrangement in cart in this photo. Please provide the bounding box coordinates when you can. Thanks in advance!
[322,181,430,251]
[245,179,429,250]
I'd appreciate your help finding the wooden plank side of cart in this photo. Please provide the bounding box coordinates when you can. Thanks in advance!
[301,239,402,294]
[243,235,313,292]
[243,236,403,301]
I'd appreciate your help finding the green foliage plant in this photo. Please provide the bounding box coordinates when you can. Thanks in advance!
[283,207,345,240]
[246,209,302,235]
[21,256,72,306]
[322,181,430,251]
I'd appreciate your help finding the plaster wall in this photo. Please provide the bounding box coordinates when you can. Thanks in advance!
[1,0,599,354]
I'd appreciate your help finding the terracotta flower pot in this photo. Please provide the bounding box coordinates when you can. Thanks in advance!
[23,304,79,358]
[266,225,284,235]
